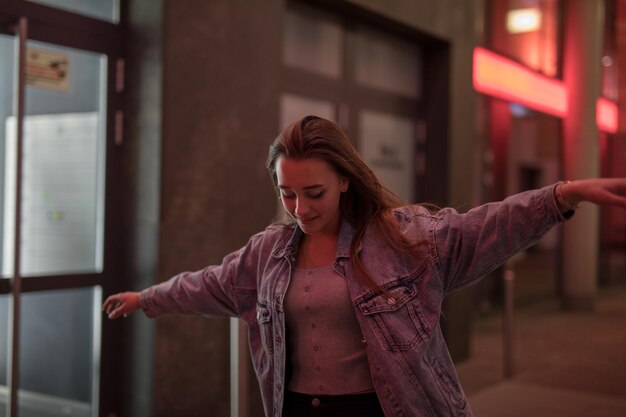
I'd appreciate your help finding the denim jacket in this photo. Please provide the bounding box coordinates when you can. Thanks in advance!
[140,184,569,417]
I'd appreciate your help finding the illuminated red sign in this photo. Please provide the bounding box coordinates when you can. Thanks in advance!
[473,47,568,117]
[474,47,619,133]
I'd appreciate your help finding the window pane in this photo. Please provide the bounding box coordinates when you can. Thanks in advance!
[353,27,422,98]
[2,42,107,277]
[280,94,336,130]
[283,5,343,79]
[16,287,101,417]
[0,288,100,417]
[359,110,416,203]
[0,33,16,281]
[28,0,120,23]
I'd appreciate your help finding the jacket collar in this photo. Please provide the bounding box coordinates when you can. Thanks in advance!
[336,218,356,258]
[272,218,358,260]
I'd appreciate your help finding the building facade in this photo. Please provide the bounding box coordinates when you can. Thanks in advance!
[0,1,623,416]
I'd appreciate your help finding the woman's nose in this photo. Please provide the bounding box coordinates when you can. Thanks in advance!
[294,198,309,216]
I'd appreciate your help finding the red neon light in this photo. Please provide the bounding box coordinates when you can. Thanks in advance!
[596,97,618,134]
[473,47,568,117]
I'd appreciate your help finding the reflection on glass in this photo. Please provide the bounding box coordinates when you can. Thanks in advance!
[0,287,100,417]
[283,5,343,79]
[19,287,99,417]
[2,42,107,277]
[27,0,119,23]
[353,27,422,99]
[358,110,415,203]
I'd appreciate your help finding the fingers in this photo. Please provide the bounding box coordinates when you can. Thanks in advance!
[606,178,626,190]
[573,178,626,208]
[600,181,626,208]
[102,293,132,319]
[609,195,626,209]
[103,298,123,319]
[608,180,626,200]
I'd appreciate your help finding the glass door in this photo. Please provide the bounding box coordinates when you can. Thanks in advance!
[0,12,115,417]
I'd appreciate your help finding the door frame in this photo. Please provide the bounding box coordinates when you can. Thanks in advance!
[0,2,124,416]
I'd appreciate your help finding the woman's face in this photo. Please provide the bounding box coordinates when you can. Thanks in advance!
[276,156,349,236]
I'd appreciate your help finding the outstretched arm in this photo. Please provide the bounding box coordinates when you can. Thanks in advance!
[556,178,626,212]
[435,178,626,294]
[101,228,272,321]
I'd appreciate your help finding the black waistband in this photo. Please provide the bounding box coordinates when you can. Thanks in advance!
[285,390,378,403]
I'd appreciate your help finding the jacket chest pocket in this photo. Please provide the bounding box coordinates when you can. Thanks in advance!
[357,284,430,352]
[256,303,274,354]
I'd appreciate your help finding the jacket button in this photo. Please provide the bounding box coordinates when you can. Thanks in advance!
[312,398,321,407]
[387,297,397,305]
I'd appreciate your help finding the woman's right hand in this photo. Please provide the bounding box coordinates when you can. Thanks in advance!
[102,291,141,319]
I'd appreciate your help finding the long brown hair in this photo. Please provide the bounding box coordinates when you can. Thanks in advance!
[267,115,421,291]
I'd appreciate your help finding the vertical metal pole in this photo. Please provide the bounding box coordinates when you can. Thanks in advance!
[237,321,250,417]
[230,319,250,417]
[503,269,515,378]
[230,318,239,417]
[8,16,27,417]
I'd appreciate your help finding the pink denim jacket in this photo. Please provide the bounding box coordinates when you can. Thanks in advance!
[140,184,569,417]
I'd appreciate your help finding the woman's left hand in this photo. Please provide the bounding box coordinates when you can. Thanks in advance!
[102,291,141,319]
[559,178,626,209]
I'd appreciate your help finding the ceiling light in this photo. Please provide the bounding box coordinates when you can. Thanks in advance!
[507,8,541,34]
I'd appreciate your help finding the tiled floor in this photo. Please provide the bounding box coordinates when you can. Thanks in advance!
[467,381,626,417]
[456,285,626,417]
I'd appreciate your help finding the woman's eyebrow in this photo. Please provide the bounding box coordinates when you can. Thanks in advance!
[278,184,324,190]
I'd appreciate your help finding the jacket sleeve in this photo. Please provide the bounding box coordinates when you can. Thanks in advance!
[433,184,569,294]
[138,231,264,319]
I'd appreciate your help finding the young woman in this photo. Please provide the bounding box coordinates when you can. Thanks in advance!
[103,116,626,417]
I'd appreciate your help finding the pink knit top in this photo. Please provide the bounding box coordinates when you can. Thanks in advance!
[284,265,375,395]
